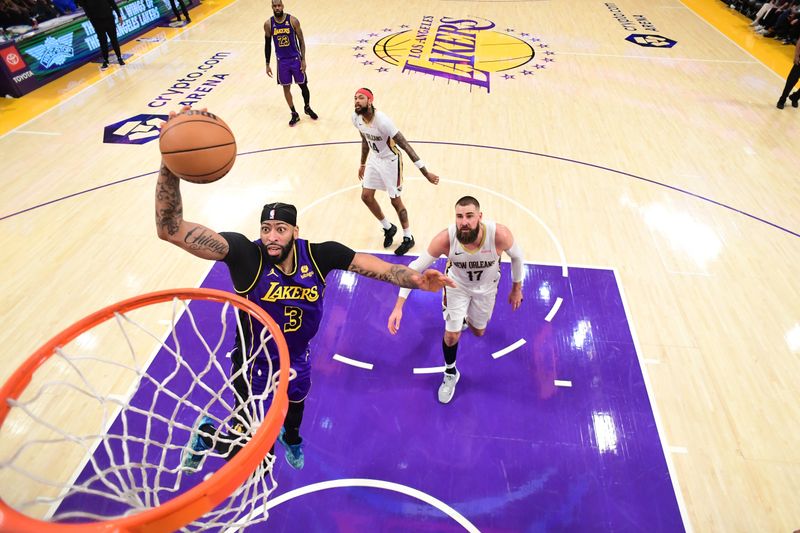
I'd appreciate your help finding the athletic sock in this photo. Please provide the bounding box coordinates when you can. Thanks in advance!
[443,340,458,372]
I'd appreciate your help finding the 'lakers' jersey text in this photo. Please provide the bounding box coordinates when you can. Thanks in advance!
[271,14,301,60]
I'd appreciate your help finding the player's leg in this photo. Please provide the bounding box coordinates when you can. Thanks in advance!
[168,0,182,21]
[388,197,409,230]
[276,351,311,469]
[384,156,414,255]
[281,85,294,107]
[106,22,124,65]
[294,66,318,119]
[360,187,385,220]
[300,85,318,119]
[777,64,800,108]
[361,161,398,246]
[286,58,309,123]
[183,344,310,471]
[276,60,300,125]
[182,345,257,470]
[92,19,110,68]
[277,400,305,469]
[439,287,469,403]
[283,85,300,126]
[389,196,414,255]
[177,0,190,22]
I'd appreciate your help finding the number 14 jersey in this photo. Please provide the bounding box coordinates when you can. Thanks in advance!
[352,110,400,160]
[446,221,501,294]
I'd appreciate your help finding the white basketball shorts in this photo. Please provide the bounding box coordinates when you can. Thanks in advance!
[362,155,403,198]
[442,285,499,332]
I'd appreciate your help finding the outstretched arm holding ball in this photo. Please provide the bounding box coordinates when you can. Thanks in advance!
[156,107,231,261]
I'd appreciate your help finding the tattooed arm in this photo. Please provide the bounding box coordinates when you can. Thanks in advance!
[348,253,455,291]
[387,229,450,334]
[155,163,229,261]
[392,131,439,185]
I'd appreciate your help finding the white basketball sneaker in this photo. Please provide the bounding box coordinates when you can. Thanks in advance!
[438,369,460,404]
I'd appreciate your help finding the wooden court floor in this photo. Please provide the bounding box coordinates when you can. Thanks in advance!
[1,0,799,530]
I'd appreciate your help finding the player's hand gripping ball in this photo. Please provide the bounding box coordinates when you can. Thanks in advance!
[159,109,237,183]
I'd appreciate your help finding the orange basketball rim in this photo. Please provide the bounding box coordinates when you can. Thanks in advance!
[0,288,290,533]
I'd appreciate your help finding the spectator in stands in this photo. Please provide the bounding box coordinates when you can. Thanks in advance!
[758,3,799,40]
[53,0,78,16]
[28,0,59,24]
[2,0,59,29]
[0,0,37,28]
[755,1,791,33]
[751,1,788,27]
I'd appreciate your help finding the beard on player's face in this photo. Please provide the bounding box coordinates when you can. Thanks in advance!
[264,236,294,265]
[456,224,480,245]
[354,103,369,115]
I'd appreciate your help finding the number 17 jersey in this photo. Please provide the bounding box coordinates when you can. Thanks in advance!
[446,221,501,294]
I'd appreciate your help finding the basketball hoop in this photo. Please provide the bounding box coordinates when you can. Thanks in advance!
[0,288,290,532]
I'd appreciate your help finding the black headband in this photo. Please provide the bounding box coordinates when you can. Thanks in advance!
[260,202,297,226]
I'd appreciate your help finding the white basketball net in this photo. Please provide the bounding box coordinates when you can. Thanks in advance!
[0,294,289,531]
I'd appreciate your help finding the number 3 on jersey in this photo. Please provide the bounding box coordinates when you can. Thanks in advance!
[284,306,303,332]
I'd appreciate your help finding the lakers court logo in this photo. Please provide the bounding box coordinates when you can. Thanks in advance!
[352,16,556,93]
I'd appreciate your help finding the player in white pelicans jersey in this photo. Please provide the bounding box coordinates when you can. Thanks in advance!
[352,87,440,256]
[387,196,524,404]
[444,220,501,292]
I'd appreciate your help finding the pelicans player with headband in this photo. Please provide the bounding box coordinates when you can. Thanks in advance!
[387,196,524,403]
[352,87,440,256]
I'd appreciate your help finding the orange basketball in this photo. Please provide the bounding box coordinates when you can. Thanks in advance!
[159,110,237,183]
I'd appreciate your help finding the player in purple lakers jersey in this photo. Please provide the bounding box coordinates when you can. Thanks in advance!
[264,0,318,126]
[155,159,454,470]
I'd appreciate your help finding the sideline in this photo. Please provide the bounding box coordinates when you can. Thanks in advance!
[0,0,238,135]
[681,0,797,77]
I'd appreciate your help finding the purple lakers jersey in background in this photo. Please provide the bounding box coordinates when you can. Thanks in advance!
[271,14,301,60]
[243,238,325,362]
